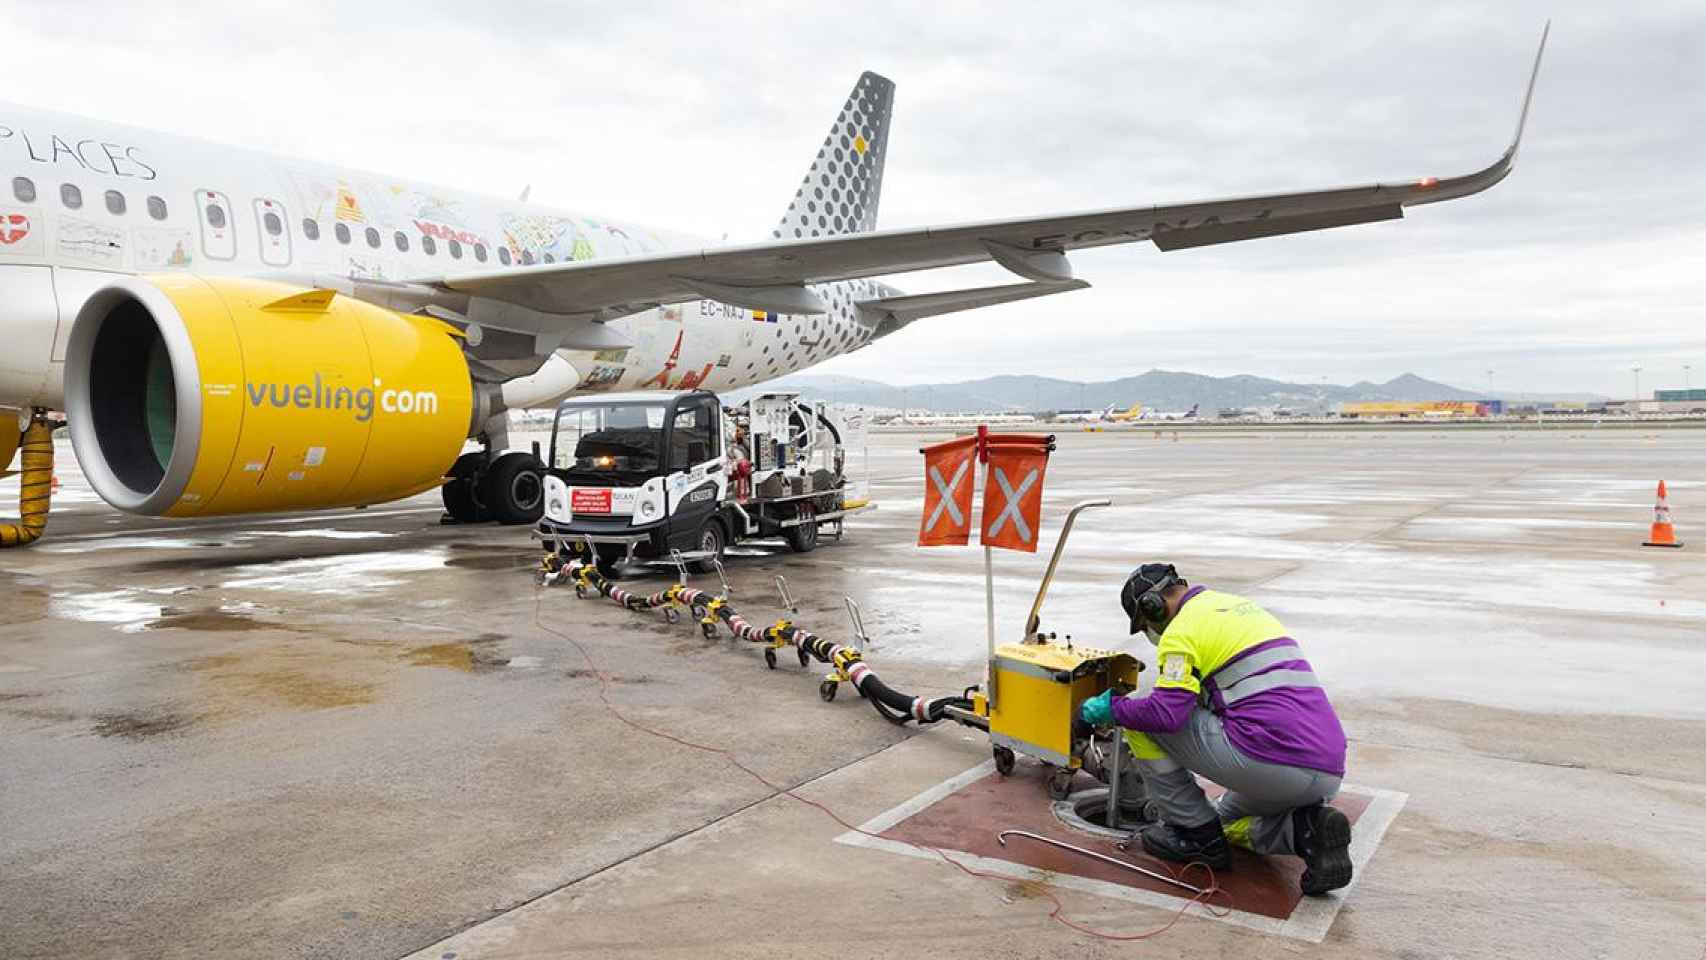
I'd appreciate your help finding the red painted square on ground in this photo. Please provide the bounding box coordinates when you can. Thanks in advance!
[879,766,1371,920]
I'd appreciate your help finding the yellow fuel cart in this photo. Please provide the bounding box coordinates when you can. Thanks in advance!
[944,500,1146,798]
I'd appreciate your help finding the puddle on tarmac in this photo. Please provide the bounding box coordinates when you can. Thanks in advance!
[0,585,51,624]
[443,552,535,571]
[49,590,163,632]
[143,607,277,633]
[189,654,376,710]
[220,548,450,593]
[92,710,196,740]
[405,638,512,672]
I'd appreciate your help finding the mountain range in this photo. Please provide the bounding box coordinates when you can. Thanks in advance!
[730,371,1605,413]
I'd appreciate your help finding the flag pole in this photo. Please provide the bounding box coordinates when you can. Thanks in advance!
[978,424,996,709]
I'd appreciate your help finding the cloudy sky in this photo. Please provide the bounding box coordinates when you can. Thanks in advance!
[6,1,1703,396]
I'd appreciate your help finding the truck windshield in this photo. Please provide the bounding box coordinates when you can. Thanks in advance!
[551,402,668,484]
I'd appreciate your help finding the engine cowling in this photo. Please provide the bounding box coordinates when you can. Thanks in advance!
[64,275,474,517]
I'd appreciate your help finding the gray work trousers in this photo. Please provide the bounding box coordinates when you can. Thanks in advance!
[1132,707,1340,856]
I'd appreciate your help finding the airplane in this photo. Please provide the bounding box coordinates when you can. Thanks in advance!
[1053,406,1115,423]
[1139,403,1200,422]
[0,27,1546,546]
[1106,403,1146,422]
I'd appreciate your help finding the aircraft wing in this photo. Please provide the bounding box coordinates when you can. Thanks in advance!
[432,26,1545,329]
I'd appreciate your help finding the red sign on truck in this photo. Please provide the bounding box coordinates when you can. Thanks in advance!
[571,488,613,514]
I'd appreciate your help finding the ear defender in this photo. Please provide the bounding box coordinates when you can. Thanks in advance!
[1135,564,1180,627]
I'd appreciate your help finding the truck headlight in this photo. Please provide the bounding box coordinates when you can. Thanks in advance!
[638,499,656,518]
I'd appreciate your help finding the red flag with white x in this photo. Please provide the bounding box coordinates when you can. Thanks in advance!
[980,434,1051,552]
[917,435,976,546]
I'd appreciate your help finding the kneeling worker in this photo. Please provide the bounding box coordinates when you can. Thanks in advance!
[1079,563,1353,895]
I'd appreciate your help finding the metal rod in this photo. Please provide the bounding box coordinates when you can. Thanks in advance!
[710,557,731,596]
[775,575,796,612]
[995,830,1206,895]
[1105,733,1123,830]
[843,596,869,652]
[1022,499,1112,641]
[984,544,996,709]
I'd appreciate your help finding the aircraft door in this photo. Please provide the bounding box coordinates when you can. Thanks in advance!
[253,198,292,267]
[197,189,237,261]
[0,265,61,406]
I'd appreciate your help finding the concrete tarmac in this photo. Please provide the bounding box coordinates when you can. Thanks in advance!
[3,426,1704,959]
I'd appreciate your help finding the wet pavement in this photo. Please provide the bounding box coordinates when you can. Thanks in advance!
[3,426,1704,959]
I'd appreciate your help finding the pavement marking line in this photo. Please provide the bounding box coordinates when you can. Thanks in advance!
[835,761,1408,944]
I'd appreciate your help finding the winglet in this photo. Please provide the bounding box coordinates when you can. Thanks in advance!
[1402,22,1548,207]
[1507,20,1549,161]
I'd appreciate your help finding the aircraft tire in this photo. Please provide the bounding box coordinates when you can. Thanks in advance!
[483,452,545,525]
[443,452,491,524]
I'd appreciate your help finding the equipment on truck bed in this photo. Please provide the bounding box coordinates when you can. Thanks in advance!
[535,390,871,574]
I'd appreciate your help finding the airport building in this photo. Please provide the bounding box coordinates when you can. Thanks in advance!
[1656,388,1706,403]
[1338,400,1490,419]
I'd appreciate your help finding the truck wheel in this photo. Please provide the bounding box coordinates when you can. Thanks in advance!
[442,452,491,524]
[483,452,545,525]
[690,519,726,573]
[783,504,818,553]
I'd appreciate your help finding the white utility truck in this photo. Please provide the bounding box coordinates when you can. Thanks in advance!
[537,390,870,574]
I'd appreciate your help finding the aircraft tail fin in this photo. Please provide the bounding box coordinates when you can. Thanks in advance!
[771,71,894,240]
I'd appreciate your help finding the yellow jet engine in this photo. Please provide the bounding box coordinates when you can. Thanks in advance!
[63,275,474,517]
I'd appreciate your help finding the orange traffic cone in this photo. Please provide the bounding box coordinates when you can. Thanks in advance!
[1643,480,1682,548]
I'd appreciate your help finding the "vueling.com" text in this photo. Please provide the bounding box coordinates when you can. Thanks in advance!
[243,374,439,423]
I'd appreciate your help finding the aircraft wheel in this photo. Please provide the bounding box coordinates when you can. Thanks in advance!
[483,452,545,525]
[442,452,491,523]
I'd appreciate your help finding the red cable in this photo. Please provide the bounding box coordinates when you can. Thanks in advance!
[533,591,1233,941]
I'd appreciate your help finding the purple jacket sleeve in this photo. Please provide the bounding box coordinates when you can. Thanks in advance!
[1111,687,1196,734]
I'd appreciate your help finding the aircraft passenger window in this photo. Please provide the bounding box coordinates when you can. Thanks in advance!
[147,196,168,220]
[104,190,126,215]
[474,243,488,263]
[61,183,83,209]
[497,246,511,266]
[364,226,380,249]
[421,235,437,256]
[521,250,535,265]
[11,177,35,203]
[448,238,463,259]
[263,211,283,236]
[302,218,320,241]
[334,222,351,244]
[394,231,409,252]
[204,199,226,227]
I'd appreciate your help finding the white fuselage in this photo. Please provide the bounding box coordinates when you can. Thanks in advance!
[0,103,892,415]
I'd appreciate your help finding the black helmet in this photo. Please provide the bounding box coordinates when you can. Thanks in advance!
[1120,563,1183,634]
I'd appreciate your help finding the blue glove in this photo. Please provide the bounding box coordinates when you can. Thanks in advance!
[1080,689,1115,727]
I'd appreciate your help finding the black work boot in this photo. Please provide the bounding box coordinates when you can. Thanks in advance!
[1295,804,1353,896]
[1139,819,1232,870]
